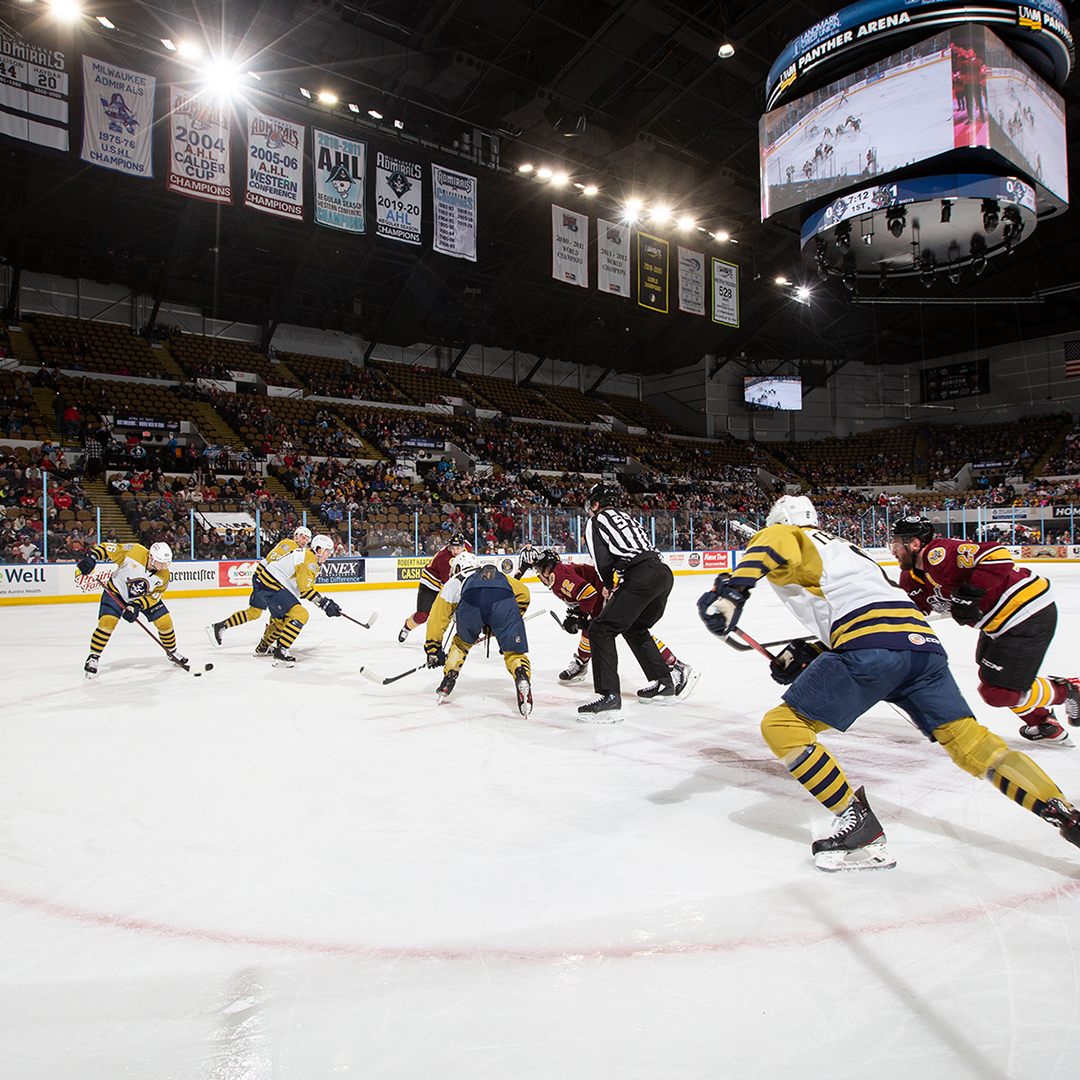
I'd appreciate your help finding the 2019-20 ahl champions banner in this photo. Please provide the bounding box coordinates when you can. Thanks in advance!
[375,151,422,244]
[597,219,629,296]
[552,205,588,288]
[244,106,304,221]
[432,165,477,261]
[80,56,155,176]
[0,26,69,153]
[314,128,366,234]
[166,86,231,204]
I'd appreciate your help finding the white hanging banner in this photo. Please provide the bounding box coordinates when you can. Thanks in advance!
[166,86,232,204]
[244,105,304,221]
[432,165,477,261]
[374,150,423,245]
[313,128,366,234]
[597,218,629,297]
[678,245,706,316]
[712,258,739,327]
[552,204,588,288]
[79,56,155,177]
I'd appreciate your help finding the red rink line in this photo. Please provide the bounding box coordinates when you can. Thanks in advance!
[1,876,1078,964]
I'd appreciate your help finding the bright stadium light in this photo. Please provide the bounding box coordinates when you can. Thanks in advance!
[200,58,244,101]
[48,0,81,21]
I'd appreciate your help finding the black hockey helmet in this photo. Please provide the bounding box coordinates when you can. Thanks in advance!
[447,532,467,549]
[891,516,934,545]
[586,482,620,509]
[533,548,560,576]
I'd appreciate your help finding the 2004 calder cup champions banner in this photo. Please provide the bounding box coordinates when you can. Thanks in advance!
[166,86,232,204]
[244,105,305,221]
[80,56,155,177]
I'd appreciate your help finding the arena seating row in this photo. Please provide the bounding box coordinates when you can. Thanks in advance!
[25,314,173,378]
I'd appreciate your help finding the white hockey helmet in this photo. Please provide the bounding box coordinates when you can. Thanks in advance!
[766,495,818,528]
[148,541,172,566]
[452,550,479,576]
[311,534,334,555]
[293,525,312,545]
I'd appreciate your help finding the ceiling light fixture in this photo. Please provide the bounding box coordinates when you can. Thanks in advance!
[95,15,115,28]
[718,43,735,58]
[518,163,534,173]
[318,91,337,105]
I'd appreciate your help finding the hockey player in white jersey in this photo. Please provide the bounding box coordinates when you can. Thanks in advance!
[698,494,1080,871]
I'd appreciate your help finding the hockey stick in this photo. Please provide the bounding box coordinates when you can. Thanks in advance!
[724,626,780,661]
[340,610,378,629]
[724,632,816,654]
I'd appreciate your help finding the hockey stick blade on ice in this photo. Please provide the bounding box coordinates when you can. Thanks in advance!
[341,610,378,629]
[358,662,428,685]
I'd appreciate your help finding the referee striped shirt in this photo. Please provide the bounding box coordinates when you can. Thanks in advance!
[585,507,658,588]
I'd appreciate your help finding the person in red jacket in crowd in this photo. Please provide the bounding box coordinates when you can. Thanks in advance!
[398,531,473,642]
[891,517,1080,744]
[527,547,699,700]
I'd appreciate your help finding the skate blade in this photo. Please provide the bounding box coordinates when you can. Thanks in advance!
[84,671,96,680]
[676,668,702,701]
[815,842,896,873]
[558,673,587,685]
[576,711,623,724]
[205,626,223,648]
[272,658,295,668]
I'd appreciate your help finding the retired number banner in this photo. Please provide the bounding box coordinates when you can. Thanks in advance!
[0,26,69,153]
[552,205,588,288]
[637,232,669,313]
[597,219,629,297]
[80,56,155,177]
[712,258,739,327]
[432,165,477,261]
[244,106,304,221]
[314,128,366,234]
[166,86,231,204]
[678,246,706,316]
[375,151,423,244]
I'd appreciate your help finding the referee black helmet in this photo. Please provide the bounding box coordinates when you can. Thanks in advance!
[586,482,621,509]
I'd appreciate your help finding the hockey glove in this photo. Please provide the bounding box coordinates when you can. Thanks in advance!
[322,598,342,618]
[769,639,826,685]
[425,643,447,668]
[120,605,139,623]
[950,581,986,626]
[697,574,749,637]
[76,554,97,576]
[562,611,589,635]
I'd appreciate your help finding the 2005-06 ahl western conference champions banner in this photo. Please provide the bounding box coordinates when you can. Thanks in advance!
[0,26,69,153]
[314,128,366,234]
[375,151,422,245]
[552,205,588,288]
[166,86,231,204]
[432,165,477,262]
[80,56,155,177]
[597,219,629,297]
[244,106,304,221]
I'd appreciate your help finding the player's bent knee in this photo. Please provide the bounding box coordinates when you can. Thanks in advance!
[286,605,309,625]
[761,703,819,761]
[154,613,174,634]
[932,716,1008,778]
[97,614,119,632]
[978,681,1021,709]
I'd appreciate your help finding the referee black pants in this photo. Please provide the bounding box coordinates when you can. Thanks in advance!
[589,556,673,695]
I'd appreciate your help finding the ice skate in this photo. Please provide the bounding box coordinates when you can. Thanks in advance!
[1042,798,1080,849]
[206,622,226,647]
[577,694,622,722]
[436,669,458,701]
[84,654,99,679]
[672,661,700,701]
[271,644,296,668]
[398,625,410,643]
[559,656,589,684]
[254,639,273,657]
[812,787,896,872]
[166,650,190,671]
[1019,713,1072,746]
[637,676,676,704]
[515,667,533,718]
[1051,677,1080,726]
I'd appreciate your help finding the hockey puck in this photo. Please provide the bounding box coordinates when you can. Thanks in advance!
[204,663,214,671]
[193,672,202,677]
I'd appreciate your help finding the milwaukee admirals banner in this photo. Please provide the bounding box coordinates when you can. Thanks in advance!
[244,106,304,221]
[432,165,477,261]
[314,128,366,234]
[552,204,588,288]
[597,219,629,297]
[80,56,155,177]
[166,86,231,204]
[375,151,423,244]
[0,25,69,153]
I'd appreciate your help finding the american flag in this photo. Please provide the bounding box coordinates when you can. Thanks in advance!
[1066,340,1080,378]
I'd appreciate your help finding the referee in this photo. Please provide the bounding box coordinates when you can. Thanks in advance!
[579,483,675,719]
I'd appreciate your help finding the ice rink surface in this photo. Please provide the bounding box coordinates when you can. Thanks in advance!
[4,566,1080,1079]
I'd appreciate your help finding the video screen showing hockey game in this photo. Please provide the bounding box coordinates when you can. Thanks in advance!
[744,375,801,411]
[759,25,1067,219]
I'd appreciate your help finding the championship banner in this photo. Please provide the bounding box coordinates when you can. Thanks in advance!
[166,86,231,204]
[374,150,423,244]
[0,26,69,153]
[637,232,669,313]
[597,218,629,296]
[552,204,588,288]
[712,258,740,327]
[677,245,706,316]
[432,165,477,261]
[314,128,366,234]
[79,56,155,177]
[244,106,304,221]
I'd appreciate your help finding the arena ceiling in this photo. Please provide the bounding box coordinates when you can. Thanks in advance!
[1,0,1079,378]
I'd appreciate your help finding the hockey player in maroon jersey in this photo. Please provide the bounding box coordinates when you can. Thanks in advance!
[891,517,1080,744]
[526,548,699,700]
[398,532,472,642]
